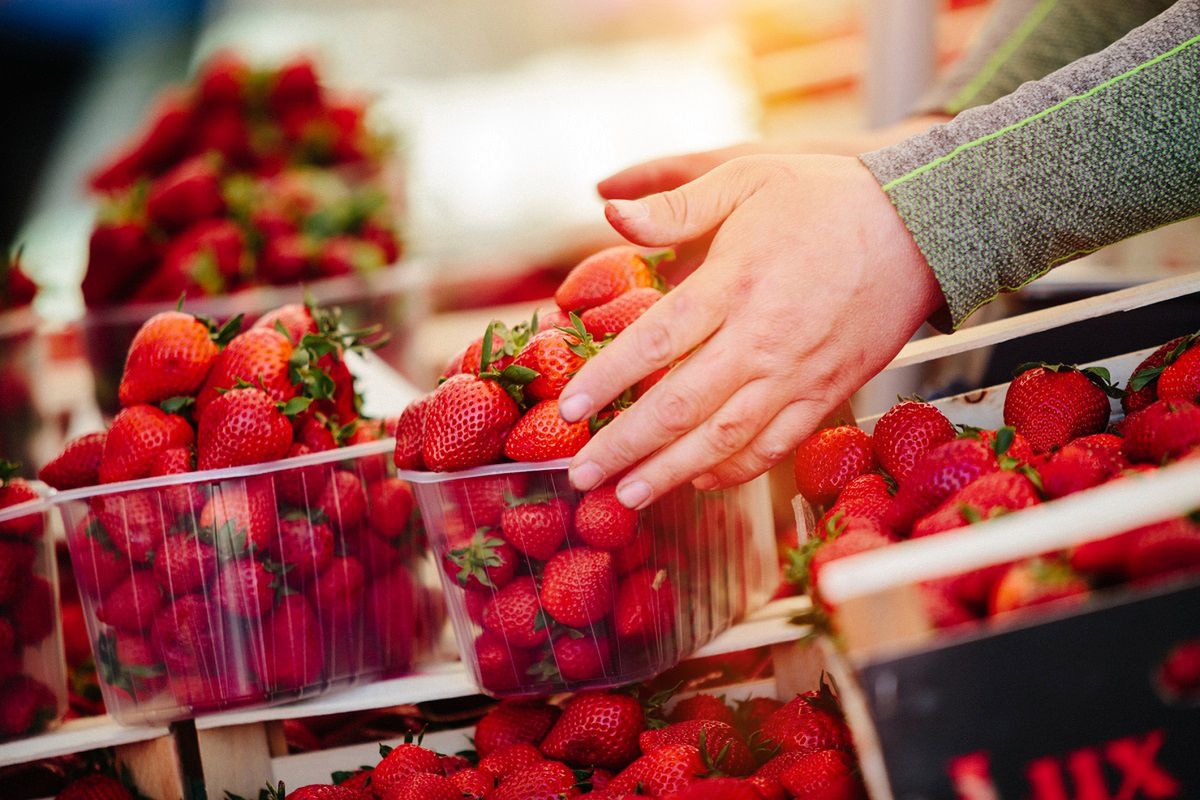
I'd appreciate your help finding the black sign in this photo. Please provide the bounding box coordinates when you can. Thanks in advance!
[858,577,1200,800]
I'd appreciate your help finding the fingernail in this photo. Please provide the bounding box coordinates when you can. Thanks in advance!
[571,462,603,492]
[607,199,649,220]
[616,480,651,509]
[693,474,718,491]
[558,394,592,423]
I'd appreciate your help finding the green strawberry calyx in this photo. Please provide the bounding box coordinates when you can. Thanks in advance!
[447,530,509,588]
[1129,332,1200,392]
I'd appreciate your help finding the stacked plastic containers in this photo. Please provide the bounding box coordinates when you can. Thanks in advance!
[0,498,68,741]
[56,440,444,724]
[401,460,777,697]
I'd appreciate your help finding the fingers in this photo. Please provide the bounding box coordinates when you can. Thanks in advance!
[692,400,823,491]
[604,157,768,247]
[607,380,798,509]
[558,275,725,425]
[566,328,750,494]
[597,144,763,201]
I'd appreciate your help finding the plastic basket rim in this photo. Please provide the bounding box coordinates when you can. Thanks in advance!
[397,458,572,484]
[46,437,397,505]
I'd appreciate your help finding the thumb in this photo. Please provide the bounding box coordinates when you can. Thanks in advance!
[604,158,765,246]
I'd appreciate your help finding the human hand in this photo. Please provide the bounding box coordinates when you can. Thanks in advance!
[558,154,944,508]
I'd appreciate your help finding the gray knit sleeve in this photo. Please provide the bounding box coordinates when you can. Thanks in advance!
[860,0,1200,329]
[921,0,1176,114]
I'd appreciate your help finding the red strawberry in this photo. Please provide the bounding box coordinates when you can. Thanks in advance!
[549,634,612,682]
[254,303,317,343]
[1121,399,1200,463]
[614,567,675,641]
[366,477,414,540]
[195,51,248,108]
[315,236,385,278]
[541,547,616,627]
[663,778,765,800]
[776,749,865,800]
[501,497,572,560]
[257,234,311,285]
[512,329,589,402]
[612,529,654,574]
[871,401,955,484]
[269,57,322,114]
[451,473,531,529]
[817,474,892,531]
[475,630,536,692]
[555,246,666,313]
[119,311,225,406]
[153,533,216,596]
[483,577,551,648]
[196,327,296,416]
[361,220,401,263]
[147,155,225,229]
[198,476,278,556]
[88,89,193,191]
[1068,528,1142,577]
[1160,640,1200,696]
[149,593,225,675]
[216,558,279,618]
[0,468,41,539]
[1072,432,1125,456]
[90,491,168,564]
[669,694,735,726]
[316,471,366,535]
[82,221,158,305]
[1036,441,1125,499]
[379,772,460,800]
[1124,337,1188,414]
[97,572,164,632]
[607,743,706,797]
[793,427,876,507]
[541,691,645,770]
[489,759,580,800]
[478,742,545,781]
[422,374,520,471]
[1125,517,1200,580]
[372,742,443,798]
[309,554,365,624]
[131,219,244,300]
[39,431,106,490]
[504,399,591,462]
[0,675,57,737]
[392,395,430,471]
[197,387,293,469]
[450,767,493,798]
[883,438,998,533]
[1003,365,1112,453]
[148,446,204,515]
[575,485,639,550]
[443,530,517,590]
[69,520,127,598]
[56,774,136,800]
[734,697,784,737]
[760,688,852,756]
[475,700,561,757]
[581,287,663,338]
[640,720,755,775]
[100,405,194,483]
[262,594,324,690]
[11,575,54,644]
[806,530,892,596]
[989,558,1090,615]
[1158,342,1200,403]
[910,470,1040,538]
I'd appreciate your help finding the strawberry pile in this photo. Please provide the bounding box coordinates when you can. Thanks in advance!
[41,302,439,719]
[83,53,401,305]
[789,338,1200,627]
[0,247,37,313]
[0,461,63,741]
[393,246,670,473]
[227,680,865,799]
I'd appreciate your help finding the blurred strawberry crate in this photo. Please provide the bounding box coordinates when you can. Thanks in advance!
[802,345,1200,799]
[52,439,447,725]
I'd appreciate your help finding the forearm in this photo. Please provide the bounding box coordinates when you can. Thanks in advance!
[861,1,1200,329]
[922,0,1176,114]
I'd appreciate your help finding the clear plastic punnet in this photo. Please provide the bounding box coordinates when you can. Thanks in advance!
[0,497,68,741]
[54,439,443,724]
[400,459,777,697]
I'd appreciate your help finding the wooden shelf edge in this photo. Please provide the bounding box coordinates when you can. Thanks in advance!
[0,716,170,769]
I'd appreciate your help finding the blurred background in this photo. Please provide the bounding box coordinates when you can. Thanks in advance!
[1,0,1197,470]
